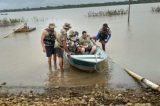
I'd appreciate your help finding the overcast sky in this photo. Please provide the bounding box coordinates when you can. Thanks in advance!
[0,0,125,10]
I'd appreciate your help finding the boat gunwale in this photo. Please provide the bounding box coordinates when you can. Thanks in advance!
[69,55,106,64]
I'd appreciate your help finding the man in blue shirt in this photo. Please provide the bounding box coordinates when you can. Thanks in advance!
[96,23,111,51]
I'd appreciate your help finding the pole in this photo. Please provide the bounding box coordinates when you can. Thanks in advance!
[128,0,131,23]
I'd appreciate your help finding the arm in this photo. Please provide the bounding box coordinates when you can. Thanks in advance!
[90,36,97,46]
[63,40,69,53]
[41,31,46,52]
[63,37,69,53]
[106,34,111,43]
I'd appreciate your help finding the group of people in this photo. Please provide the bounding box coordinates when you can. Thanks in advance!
[41,22,111,71]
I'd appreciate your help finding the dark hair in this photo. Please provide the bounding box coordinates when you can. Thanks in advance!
[82,31,87,34]
[75,31,79,36]
[103,23,108,28]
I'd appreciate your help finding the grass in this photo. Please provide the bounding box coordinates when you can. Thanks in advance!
[88,9,128,17]
[152,6,160,13]
[0,18,24,27]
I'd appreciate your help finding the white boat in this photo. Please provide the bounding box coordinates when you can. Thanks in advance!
[66,47,108,72]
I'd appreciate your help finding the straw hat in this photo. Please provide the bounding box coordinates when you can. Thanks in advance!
[48,23,56,29]
[60,29,67,35]
[63,23,72,29]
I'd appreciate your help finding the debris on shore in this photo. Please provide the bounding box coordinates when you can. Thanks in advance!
[0,85,160,106]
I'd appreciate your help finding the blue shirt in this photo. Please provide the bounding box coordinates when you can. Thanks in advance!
[96,32,111,43]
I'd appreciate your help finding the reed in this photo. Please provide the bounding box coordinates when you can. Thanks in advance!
[88,9,128,17]
[152,6,160,13]
[0,18,24,27]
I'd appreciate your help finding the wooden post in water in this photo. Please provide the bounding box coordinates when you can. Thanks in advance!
[124,68,160,92]
[128,0,131,23]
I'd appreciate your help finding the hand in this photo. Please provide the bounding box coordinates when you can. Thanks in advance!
[66,52,71,57]
[96,45,100,47]
[83,45,88,48]
[67,52,71,56]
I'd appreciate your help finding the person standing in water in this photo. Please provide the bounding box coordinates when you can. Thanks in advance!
[41,23,57,69]
[96,23,111,51]
[55,23,72,72]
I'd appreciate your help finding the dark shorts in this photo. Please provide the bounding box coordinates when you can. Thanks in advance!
[55,47,64,58]
[45,46,55,57]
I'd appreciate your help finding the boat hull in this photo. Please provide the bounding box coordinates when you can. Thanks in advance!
[66,47,107,71]
[14,27,36,33]
[68,57,97,71]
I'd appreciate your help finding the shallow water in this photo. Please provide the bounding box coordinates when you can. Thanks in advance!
[0,3,160,91]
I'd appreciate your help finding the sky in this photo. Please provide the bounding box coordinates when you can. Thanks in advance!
[0,0,125,10]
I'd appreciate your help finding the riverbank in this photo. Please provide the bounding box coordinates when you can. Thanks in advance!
[0,85,160,105]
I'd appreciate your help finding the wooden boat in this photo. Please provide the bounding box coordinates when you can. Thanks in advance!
[65,47,108,71]
[14,27,36,33]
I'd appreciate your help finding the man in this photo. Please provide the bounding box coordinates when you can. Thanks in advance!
[23,23,29,29]
[41,23,57,69]
[96,23,111,51]
[55,23,71,71]
[79,31,96,54]
[67,30,80,53]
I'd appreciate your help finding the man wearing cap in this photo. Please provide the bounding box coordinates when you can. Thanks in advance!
[55,23,71,71]
[41,23,57,69]
[96,23,111,51]
[79,31,97,54]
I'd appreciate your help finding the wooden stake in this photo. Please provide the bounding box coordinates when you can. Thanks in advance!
[128,0,131,23]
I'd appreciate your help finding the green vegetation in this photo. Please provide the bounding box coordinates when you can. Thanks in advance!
[0,0,160,12]
[88,9,128,17]
[152,6,160,12]
[0,18,24,27]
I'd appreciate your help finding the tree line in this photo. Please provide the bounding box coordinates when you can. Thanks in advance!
[0,0,160,13]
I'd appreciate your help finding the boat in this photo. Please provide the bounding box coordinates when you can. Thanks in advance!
[0,13,8,15]
[65,47,108,71]
[14,27,36,33]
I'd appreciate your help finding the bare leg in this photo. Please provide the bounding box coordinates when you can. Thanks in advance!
[48,57,52,68]
[90,46,97,54]
[81,47,85,54]
[101,41,105,51]
[53,54,57,69]
[58,56,64,72]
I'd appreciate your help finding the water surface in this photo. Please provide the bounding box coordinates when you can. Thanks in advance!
[0,3,160,91]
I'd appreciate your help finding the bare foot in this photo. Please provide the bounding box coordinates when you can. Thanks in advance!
[54,63,57,70]
[60,67,64,72]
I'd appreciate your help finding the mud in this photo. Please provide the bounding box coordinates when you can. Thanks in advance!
[0,85,160,106]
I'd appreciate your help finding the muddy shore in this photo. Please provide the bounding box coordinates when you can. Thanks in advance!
[0,85,160,106]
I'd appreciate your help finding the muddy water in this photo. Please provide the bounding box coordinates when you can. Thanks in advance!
[0,3,160,91]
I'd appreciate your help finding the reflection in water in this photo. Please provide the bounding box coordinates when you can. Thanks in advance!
[46,59,109,88]
[47,67,65,87]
